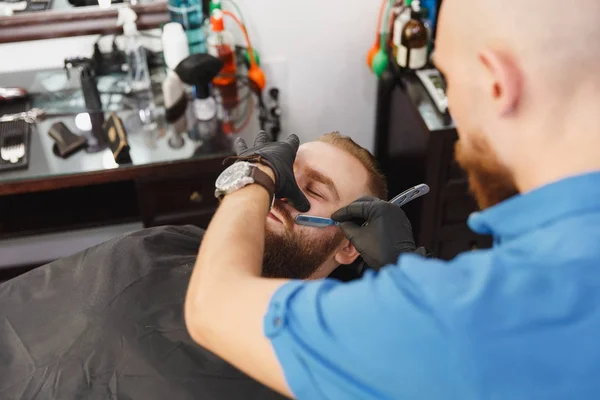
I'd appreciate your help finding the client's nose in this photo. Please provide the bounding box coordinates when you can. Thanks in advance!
[274,198,298,217]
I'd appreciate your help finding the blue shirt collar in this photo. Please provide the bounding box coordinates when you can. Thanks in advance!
[468,171,600,240]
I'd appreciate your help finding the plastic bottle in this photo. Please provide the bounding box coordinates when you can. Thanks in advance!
[393,0,413,66]
[162,22,190,144]
[397,0,428,70]
[203,0,221,39]
[206,9,238,134]
[168,0,205,54]
[117,7,156,128]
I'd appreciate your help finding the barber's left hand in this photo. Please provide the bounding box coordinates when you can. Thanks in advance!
[233,132,311,212]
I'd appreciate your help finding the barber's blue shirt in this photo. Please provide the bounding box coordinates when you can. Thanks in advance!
[264,172,600,399]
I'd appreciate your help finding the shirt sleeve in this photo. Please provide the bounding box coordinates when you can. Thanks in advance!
[264,253,479,400]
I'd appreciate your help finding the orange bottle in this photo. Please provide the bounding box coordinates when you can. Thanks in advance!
[207,9,238,130]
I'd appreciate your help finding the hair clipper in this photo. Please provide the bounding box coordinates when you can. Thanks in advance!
[103,112,132,164]
[64,57,107,152]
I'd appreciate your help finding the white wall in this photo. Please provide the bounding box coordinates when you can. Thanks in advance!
[0,0,379,150]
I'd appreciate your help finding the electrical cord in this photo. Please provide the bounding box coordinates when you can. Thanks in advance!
[222,9,265,90]
[222,10,253,59]
[367,0,388,68]
[212,73,253,108]
[233,93,254,133]
[222,0,246,25]
[376,0,388,42]
[381,0,394,51]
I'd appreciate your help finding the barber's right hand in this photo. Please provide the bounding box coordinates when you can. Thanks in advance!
[331,196,416,270]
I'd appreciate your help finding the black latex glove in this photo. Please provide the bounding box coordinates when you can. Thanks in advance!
[233,132,310,212]
[331,196,416,269]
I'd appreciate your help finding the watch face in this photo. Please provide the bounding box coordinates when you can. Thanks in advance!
[216,162,252,192]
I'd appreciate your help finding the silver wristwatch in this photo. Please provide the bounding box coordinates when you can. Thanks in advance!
[214,161,276,205]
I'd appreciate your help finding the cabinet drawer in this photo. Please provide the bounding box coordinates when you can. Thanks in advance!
[447,159,466,180]
[436,224,492,260]
[137,173,220,227]
[441,193,478,225]
[0,181,139,239]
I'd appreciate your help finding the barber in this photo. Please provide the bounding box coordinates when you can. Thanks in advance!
[185,0,600,398]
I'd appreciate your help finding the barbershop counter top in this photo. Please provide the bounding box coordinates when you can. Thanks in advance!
[0,68,258,195]
[0,111,233,194]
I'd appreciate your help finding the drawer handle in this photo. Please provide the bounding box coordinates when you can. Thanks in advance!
[190,191,203,203]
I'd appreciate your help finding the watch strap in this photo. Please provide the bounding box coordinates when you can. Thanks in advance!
[223,154,267,167]
[250,166,276,205]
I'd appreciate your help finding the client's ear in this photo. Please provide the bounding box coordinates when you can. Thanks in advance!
[334,238,360,265]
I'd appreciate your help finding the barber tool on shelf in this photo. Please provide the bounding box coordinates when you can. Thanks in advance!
[267,88,282,141]
[0,107,108,124]
[415,68,449,115]
[48,122,88,158]
[118,7,157,131]
[0,87,29,102]
[162,22,191,148]
[104,112,132,164]
[175,53,223,141]
[64,57,107,153]
[0,100,31,172]
[295,184,430,228]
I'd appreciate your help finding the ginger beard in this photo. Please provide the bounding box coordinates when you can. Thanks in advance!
[454,135,519,210]
[262,202,344,279]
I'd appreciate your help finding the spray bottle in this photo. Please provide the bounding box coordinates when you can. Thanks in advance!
[175,53,224,141]
[168,0,205,54]
[117,7,156,129]
[207,9,238,134]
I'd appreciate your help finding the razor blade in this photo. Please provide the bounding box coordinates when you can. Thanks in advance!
[295,183,430,228]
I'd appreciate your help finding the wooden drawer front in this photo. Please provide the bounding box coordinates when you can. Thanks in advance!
[137,173,220,228]
[0,181,139,239]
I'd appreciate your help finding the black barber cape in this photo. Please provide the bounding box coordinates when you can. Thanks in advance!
[0,225,286,400]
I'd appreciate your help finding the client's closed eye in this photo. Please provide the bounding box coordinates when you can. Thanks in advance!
[306,187,324,200]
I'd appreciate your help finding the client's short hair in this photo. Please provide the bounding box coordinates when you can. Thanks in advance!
[318,132,388,200]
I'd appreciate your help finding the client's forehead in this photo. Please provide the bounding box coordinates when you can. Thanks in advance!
[295,141,370,204]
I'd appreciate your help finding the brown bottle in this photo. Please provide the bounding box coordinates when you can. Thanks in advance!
[397,7,428,70]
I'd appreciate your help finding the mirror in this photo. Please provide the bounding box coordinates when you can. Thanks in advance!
[0,0,171,44]
[0,0,156,16]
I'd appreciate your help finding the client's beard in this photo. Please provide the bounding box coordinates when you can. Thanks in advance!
[455,135,519,209]
[262,203,344,279]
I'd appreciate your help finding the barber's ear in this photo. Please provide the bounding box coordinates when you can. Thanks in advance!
[334,238,360,265]
[478,48,522,116]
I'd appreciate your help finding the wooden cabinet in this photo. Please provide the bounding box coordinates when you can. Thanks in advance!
[136,171,220,229]
[375,73,492,260]
[0,155,228,239]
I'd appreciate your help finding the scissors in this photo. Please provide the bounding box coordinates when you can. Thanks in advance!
[295,183,430,228]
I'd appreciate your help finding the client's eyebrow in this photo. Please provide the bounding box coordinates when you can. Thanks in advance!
[305,167,340,201]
